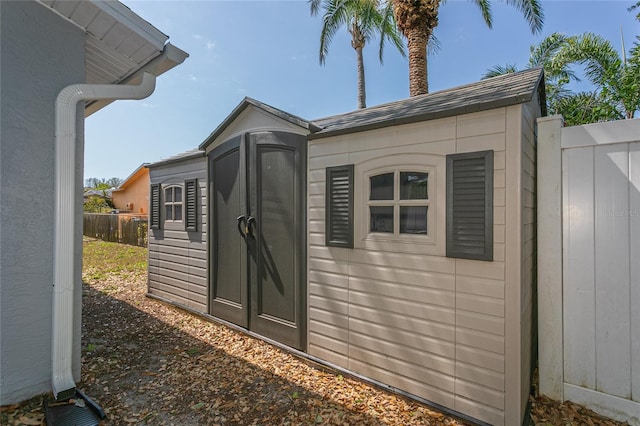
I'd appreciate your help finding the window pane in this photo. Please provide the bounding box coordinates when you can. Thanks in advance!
[400,206,428,234]
[165,188,173,202]
[400,172,428,200]
[174,205,182,221]
[165,205,173,221]
[370,173,394,200]
[174,187,182,202]
[370,206,393,233]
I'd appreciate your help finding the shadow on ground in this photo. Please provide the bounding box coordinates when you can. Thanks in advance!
[80,276,444,425]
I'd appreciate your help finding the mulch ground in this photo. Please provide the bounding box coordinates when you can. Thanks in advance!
[0,242,631,425]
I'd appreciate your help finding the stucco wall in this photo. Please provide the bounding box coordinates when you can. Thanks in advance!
[112,168,150,214]
[0,1,85,404]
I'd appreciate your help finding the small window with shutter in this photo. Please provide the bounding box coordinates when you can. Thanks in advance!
[325,165,354,248]
[150,183,160,230]
[184,179,197,232]
[446,150,494,261]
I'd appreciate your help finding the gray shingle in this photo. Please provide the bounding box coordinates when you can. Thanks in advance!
[309,68,545,139]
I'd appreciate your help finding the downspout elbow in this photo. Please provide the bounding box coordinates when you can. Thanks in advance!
[52,73,156,400]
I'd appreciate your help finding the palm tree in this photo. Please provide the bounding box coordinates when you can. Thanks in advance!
[482,33,576,112]
[310,0,405,109]
[392,0,544,96]
[557,32,640,119]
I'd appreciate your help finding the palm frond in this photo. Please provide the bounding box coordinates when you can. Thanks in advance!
[471,0,493,28]
[505,0,544,34]
[482,64,518,79]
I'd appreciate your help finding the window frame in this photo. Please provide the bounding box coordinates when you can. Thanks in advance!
[365,167,434,243]
[349,154,446,255]
[163,185,184,223]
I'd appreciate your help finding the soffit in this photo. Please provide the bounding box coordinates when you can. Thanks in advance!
[38,0,168,84]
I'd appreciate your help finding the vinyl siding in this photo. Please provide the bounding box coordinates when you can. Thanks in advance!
[148,157,207,312]
[308,109,514,425]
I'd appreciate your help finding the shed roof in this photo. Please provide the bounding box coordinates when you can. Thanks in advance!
[148,148,205,169]
[151,68,545,167]
[309,68,545,139]
[199,97,321,150]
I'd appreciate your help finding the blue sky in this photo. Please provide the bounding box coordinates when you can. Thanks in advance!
[84,0,639,182]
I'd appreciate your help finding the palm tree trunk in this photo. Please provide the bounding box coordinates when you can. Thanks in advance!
[407,26,429,96]
[356,45,366,109]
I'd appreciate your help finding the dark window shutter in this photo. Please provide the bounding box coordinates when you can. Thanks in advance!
[150,183,161,230]
[446,151,493,261]
[325,165,354,248]
[184,179,197,232]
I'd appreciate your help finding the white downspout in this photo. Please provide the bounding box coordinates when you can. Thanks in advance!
[52,72,156,399]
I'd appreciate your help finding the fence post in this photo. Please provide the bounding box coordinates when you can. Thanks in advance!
[537,115,564,400]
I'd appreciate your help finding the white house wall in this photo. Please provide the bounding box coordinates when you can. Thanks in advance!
[307,105,533,425]
[148,157,208,312]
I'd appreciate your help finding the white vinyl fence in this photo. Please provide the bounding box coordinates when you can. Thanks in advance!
[537,116,640,425]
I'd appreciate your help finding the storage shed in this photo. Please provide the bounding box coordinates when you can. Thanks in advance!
[147,68,545,426]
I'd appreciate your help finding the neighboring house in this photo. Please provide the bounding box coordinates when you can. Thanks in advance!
[0,0,187,405]
[83,188,113,203]
[111,164,150,214]
[146,68,545,426]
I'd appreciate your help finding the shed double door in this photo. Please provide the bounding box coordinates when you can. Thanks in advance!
[209,131,306,350]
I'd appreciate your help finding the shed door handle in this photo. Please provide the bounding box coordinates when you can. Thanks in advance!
[246,216,255,238]
[236,215,247,239]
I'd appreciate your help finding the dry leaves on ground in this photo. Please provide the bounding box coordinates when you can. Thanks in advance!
[0,240,633,425]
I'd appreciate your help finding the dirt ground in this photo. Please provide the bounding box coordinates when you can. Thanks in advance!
[0,240,631,426]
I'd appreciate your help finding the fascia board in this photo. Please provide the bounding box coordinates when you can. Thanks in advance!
[85,43,189,116]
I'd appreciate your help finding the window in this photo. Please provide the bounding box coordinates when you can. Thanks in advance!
[368,171,430,236]
[164,185,183,222]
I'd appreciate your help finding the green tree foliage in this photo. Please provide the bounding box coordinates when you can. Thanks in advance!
[556,32,640,120]
[310,0,405,109]
[483,26,640,125]
[83,195,113,213]
[392,0,543,96]
[84,177,119,213]
[85,177,122,189]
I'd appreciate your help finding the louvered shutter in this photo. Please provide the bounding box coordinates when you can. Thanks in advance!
[325,165,354,248]
[150,183,161,230]
[184,179,197,232]
[446,151,493,261]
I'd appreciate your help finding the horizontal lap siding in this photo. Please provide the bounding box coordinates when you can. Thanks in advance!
[148,160,207,313]
[308,111,509,425]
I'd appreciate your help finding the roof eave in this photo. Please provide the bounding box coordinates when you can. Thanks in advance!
[85,43,188,117]
[113,163,149,191]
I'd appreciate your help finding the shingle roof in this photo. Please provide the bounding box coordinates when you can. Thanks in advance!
[308,68,545,139]
[147,148,204,168]
[148,69,545,167]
